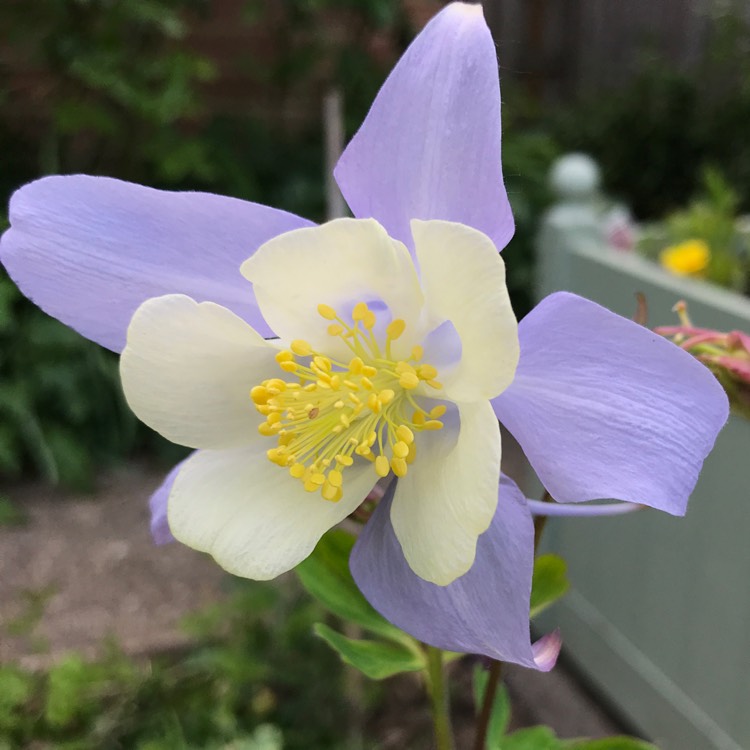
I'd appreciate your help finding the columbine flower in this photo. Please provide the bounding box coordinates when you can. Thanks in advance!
[659,238,711,276]
[120,217,518,588]
[0,2,728,671]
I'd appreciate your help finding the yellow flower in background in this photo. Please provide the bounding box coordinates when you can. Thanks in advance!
[660,239,711,276]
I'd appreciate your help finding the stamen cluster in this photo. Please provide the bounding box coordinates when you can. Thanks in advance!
[251,302,444,501]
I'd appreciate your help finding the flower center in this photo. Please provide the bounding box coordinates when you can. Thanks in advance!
[251,301,444,502]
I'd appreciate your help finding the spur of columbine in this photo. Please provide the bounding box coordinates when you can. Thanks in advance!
[120,217,518,587]
[0,2,729,671]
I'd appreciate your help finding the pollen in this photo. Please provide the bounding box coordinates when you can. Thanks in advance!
[250,301,444,501]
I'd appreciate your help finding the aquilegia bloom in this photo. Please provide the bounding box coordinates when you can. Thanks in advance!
[0,3,728,671]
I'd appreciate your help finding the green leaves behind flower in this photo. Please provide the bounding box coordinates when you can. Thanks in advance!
[296,530,427,680]
[530,554,570,619]
[313,624,425,680]
[472,656,656,750]
[484,725,658,750]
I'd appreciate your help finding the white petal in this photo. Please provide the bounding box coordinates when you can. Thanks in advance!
[121,295,277,450]
[168,445,378,579]
[240,218,423,358]
[390,400,501,585]
[412,220,519,402]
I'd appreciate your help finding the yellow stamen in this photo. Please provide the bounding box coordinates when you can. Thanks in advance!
[250,301,444,501]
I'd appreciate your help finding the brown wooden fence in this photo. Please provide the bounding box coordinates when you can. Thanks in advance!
[482,0,741,101]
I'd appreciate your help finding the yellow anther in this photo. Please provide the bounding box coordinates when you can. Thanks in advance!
[426,379,443,390]
[318,304,337,320]
[327,323,344,336]
[327,470,343,488]
[361,376,374,389]
[429,404,447,418]
[258,422,278,436]
[387,319,406,340]
[367,393,381,413]
[313,355,331,372]
[310,473,326,486]
[424,420,444,431]
[340,414,351,428]
[395,361,414,375]
[375,455,390,477]
[267,412,282,425]
[330,374,341,389]
[250,386,269,405]
[290,339,313,356]
[362,365,377,377]
[391,457,408,477]
[352,302,369,321]
[322,482,339,501]
[334,400,344,409]
[348,393,361,405]
[266,378,287,391]
[399,371,420,389]
[363,310,376,330]
[275,350,294,363]
[366,431,377,446]
[413,411,426,426]
[379,389,395,405]
[393,441,409,459]
[336,454,354,467]
[411,345,424,361]
[349,357,364,374]
[280,361,297,373]
[394,425,412,444]
[418,364,438,380]
[344,379,358,390]
[406,443,417,464]
[304,479,318,492]
[289,463,306,478]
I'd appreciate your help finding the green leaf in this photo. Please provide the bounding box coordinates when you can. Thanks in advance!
[562,738,659,750]
[0,666,33,731]
[473,664,511,747]
[502,726,563,750]
[296,530,411,643]
[530,554,571,619]
[313,623,425,680]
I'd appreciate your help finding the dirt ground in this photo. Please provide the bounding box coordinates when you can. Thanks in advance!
[0,462,625,742]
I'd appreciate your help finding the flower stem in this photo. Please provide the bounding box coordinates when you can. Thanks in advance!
[426,646,455,750]
[473,659,503,750]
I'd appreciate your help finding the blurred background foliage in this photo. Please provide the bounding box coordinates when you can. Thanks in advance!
[0,0,749,488]
[0,578,359,749]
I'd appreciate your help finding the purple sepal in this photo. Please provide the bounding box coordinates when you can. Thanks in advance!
[494,293,729,515]
[148,459,189,545]
[0,175,313,352]
[351,476,559,671]
[334,3,514,253]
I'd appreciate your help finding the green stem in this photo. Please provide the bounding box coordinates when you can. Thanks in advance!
[426,646,455,750]
[473,659,503,750]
